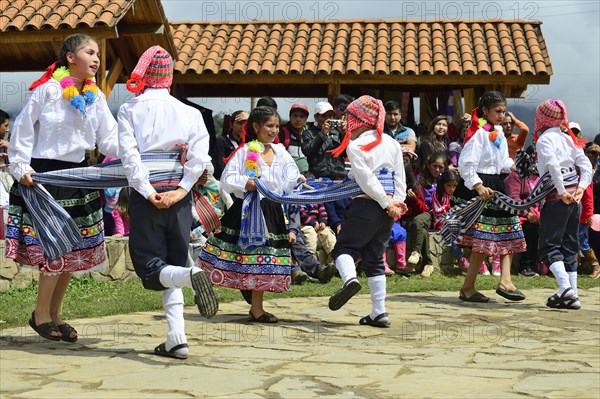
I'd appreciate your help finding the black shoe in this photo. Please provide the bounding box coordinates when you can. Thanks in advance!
[291,269,309,285]
[328,278,361,311]
[317,263,337,284]
[518,268,539,277]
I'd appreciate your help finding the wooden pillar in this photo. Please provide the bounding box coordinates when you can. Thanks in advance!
[104,57,123,99]
[97,39,107,93]
[463,88,477,113]
[328,79,340,104]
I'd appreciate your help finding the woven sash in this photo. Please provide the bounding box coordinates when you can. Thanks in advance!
[441,168,579,246]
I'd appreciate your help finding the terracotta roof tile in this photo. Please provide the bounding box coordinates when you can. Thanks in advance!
[170,19,551,77]
[0,0,133,32]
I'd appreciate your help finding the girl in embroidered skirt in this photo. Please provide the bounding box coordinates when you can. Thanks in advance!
[534,99,592,309]
[198,106,304,323]
[6,34,119,342]
[455,91,527,303]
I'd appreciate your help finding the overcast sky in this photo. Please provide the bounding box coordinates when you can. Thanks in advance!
[1,0,598,138]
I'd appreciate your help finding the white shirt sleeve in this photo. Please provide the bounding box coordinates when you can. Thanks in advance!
[8,86,46,181]
[537,136,566,195]
[117,105,155,199]
[458,129,485,190]
[220,146,248,198]
[179,111,212,193]
[346,143,391,209]
[95,93,119,159]
[575,147,593,190]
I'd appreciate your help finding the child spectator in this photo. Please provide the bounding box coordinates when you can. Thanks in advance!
[579,143,600,278]
[418,152,448,210]
[111,188,129,237]
[431,170,459,230]
[501,111,529,160]
[403,165,434,276]
[505,146,541,277]
[299,202,337,267]
[449,116,470,170]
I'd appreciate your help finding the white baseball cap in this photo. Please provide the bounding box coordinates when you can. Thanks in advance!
[314,101,334,115]
[569,122,581,132]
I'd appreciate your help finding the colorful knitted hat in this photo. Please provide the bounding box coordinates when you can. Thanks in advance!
[329,95,385,157]
[534,99,583,147]
[126,45,173,95]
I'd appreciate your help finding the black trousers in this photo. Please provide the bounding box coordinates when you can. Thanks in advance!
[129,188,192,291]
[331,198,394,277]
[538,200,581,272]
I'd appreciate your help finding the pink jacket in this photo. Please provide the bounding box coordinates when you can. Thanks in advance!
[112,208,130,236]
[504,171,540,224]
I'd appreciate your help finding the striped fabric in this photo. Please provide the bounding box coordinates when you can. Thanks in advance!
[239,190,269,249]
[255,172,395,205]
[25,152,220,259]
[441,168,579,246]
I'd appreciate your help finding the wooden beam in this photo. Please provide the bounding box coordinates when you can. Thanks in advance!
[111,39,137,77]
[118,23,165,36]
[173,73,551,87]
[463,88,477,112]
[1,27,118,43]
[328,78,341,104]
[104,57,123,99]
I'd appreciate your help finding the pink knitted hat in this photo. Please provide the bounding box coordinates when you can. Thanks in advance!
[329,95,385,157]
[534,99,583,147]
[126,45,173,95]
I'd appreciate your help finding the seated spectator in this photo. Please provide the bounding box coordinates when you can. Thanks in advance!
[383,100,417,151]
[299,202,337,266]
[501,111,529,160]
[505,146,541,277]
[112,188,130,237]
[302,102,346,178]
[214,110,248,179]
[418,115,449,170]
[279,103,309,173]
[418,152,448,210]
[402,165,433,276]
[333,94,353,120]
[449,116,470,171]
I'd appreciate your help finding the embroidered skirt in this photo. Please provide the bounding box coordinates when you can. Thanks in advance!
[452,173,526,256]
[4,159,107,274]
[198,197,292,292]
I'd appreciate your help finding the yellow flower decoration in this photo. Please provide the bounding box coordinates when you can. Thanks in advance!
[63,86,78,99]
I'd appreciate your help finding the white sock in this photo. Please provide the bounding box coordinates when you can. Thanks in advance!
[368,275,387,321]
[335,254,357,284]
[159,265,201,288]
[549,261,571,295]
[567,271,578,297]
[162,288,188,355]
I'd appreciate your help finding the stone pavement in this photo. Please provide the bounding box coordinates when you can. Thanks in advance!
[1,288,599,399]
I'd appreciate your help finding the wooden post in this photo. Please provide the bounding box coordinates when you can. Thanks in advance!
[328,79,340,104]
[97,39,107,93]
[104,58,123,99]
[463,88,477,113]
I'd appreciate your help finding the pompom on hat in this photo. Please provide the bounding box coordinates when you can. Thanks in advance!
[329,95,385,158]
[534,99,584,148]
[126,45,174,95]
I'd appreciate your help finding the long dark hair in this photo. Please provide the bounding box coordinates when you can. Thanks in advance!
[435,170,460,201]
[115,189,129,222]
[477,91,507,118]
[420,152,448,188]
[223,106,280,164]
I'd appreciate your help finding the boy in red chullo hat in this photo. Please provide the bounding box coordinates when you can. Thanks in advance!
[119,45,218,359]
[535,99,592,310]
[327,95,407,327]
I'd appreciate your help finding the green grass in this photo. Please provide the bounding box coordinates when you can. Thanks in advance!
[1,272,599,329]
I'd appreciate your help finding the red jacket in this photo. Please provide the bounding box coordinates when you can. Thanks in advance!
[402,186,429,219]
[581,183,594,224]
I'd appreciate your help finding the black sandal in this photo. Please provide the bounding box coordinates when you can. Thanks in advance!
[248,311,279,323]
[359,313,391,328]
[29,311,61,341]
[459,289,490,303]
[56,323,78,343]
[547,288,581,310]
[154,342,189,359]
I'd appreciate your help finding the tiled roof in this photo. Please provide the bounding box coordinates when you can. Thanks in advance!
[171,19,552,77]
[0,0,134,31]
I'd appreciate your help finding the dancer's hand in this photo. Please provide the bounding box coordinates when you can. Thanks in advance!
[561,191,575,205]
[474,184,494,201]
[288,232,297,245]
[148,192,166,209]
[245,177,257,192]
[572,187,585,204]
[19,172,35,187]
[159,187,188,207]
[526,212,539,224]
